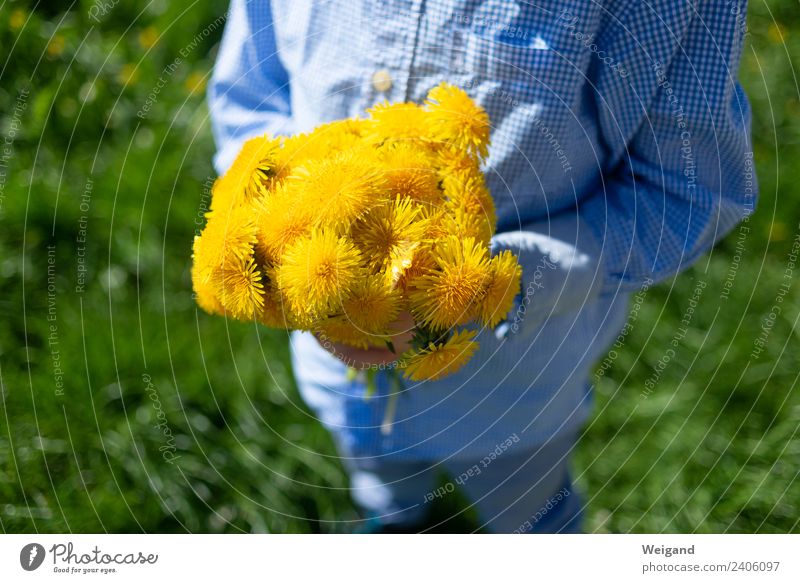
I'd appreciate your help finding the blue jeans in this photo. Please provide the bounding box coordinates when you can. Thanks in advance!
[340,430,583,533]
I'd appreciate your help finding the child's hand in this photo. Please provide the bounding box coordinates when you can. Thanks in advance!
[317,311,415,368]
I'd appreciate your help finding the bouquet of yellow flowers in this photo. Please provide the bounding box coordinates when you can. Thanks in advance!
[192,83,521,385]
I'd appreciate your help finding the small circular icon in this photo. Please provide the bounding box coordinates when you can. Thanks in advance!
[20,543,46,571]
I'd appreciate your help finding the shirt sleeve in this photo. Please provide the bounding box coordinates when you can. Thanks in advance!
[491,2,756,334]
[209,0,293,175]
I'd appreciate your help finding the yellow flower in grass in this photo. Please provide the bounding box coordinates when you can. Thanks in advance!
[402,329,479,381]
[436,146,480,177]
[254,184,314,264]
[386,207,450,287]
[316,119,367,151]
[379,143,442,204]
[425,83,490,159]
[292,150,385,232]
[278,228,364,323]
[419,207,453,240]
[366,102,431,143]
[477,251,522,328]
[212,135,282,211]
[315,317,380,350]
[193,210,263,320]
[352,196,426,273]
[409,236,491,329]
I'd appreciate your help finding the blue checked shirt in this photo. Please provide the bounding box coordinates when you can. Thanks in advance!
[209,0,756,460]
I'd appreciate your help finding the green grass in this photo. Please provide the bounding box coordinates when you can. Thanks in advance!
[0,0,798,533]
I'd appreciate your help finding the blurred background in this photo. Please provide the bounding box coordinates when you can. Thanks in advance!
[0,0,797,533]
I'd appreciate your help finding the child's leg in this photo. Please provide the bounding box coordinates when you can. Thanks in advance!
[443,431,582,533]
[341,454,439,528]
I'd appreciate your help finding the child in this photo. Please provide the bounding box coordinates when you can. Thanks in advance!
[209,0,755,532]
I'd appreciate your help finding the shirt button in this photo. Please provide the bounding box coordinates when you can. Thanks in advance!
[371,69,393,93]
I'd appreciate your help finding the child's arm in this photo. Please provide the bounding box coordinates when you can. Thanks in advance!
[209,0,292,175]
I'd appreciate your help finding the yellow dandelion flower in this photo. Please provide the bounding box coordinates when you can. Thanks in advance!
[316,118,366,151]
[191,232,213,276]
[10,9,26,31]
[387,242,420,287]
[47,34,65,58]
[292,150,385,232]
[409,236,491,329]
[477,251,522,328]
[185,71,206,95]
[366,102,431,143]
[402,329,479,381]
[419,207,454,240]
[352,196,426,273]
[189,86,508,379]
[275,131,331,178]
[768,221,787,242]
[379,143,442,204]
[212,255,265,320]
[445,207,494,246]
[339,275,402,334]
[768,22,787,44]
[443,170,497,237]
[425,83,490,159]
[138,26,159,49]
[212,135,282,211]
[254,184,314,264]
[441,163,487,190]
[277,228,364,322]
[191,238,224,315]
[256,280,291,329]
[117,63,139,86]
[195,205,258,269]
